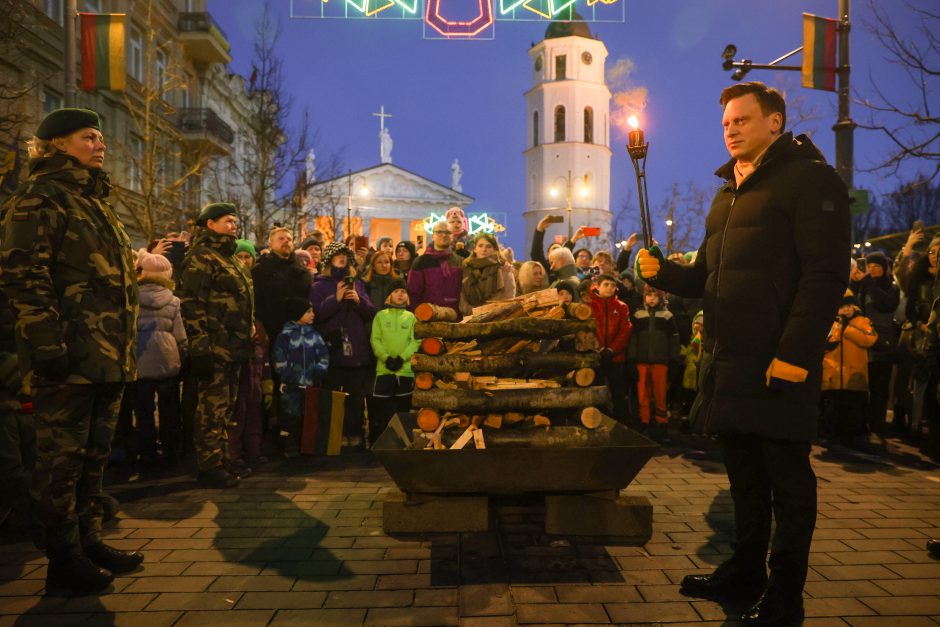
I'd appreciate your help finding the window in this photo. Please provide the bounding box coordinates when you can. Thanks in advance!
[128,136,142,193]
[156,50,167,96]
[180,72,193,108]
[554,105,565,143]
[555,55,566,80]
[128,27,143,82]
[43,0,63,25]
[83,0,102,12]
[584,107,594,144]
[533,111,539,147]
[41,88,62,116]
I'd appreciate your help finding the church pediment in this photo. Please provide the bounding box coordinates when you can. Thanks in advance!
[310,164,473,206]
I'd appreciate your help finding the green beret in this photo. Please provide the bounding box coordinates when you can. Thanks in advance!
[234,239,257,259]
[196,202,237,226]
[36,108,101,140]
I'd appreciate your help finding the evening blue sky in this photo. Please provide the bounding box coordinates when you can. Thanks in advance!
[209,0,930,251]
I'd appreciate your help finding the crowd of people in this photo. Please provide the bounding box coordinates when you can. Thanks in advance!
[0,92,937,613]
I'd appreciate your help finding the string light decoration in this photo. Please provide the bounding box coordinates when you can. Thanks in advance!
[290,0,623,39]
[421,212,505,236]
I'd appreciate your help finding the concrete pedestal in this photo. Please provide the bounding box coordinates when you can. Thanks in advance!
[544,491,652,540]
[383,491,490,533]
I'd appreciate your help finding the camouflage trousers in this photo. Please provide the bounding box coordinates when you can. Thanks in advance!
[0,394,35,508]
[31,383,123,552]
[194,361,241,472]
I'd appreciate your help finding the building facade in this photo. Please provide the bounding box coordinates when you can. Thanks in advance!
[523,21,613,255]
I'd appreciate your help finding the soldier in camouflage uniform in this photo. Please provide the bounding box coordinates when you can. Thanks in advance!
[0,108,142,596]
[177,202,254,488]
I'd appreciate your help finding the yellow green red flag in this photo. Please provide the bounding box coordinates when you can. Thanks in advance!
[80,13,126,91]
[802,13,838,92]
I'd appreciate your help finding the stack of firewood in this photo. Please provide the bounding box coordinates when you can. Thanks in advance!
[409,288,610,450]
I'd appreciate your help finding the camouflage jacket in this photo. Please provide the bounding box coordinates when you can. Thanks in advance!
[0,154,138,384]
[177,229,254,362]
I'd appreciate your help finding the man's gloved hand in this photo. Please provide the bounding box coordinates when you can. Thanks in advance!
[635,247,664,280]
[385,356,404,372]
[33,354,69,382]
[600,348,614,368]
[191,354,214,380]
[765,358,808,391]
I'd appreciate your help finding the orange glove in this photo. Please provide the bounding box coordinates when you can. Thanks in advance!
[765,358,808,391]
[635,248,661,280]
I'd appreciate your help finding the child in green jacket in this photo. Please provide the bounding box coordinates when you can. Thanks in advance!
[369,279,421,446]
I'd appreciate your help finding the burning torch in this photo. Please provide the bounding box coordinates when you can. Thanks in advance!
[627,115,663,276]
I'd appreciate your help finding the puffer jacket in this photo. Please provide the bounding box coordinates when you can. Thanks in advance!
[649,132,850,441]
[822,309,878,391]
[371,307,421,377]
[136,278,187,379]
[586,290,632,362]
[273,322,330,388]
[627,305,680,365]
[309,267,376,368]
[407,247,463,312]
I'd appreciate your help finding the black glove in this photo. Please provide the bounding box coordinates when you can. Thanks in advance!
[190,354,215,380]
[385,356,404,372]
[600,348,614,367]
[33,354,69,382]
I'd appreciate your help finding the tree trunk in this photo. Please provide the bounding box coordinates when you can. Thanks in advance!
[415,318,594,340]
[411,351,600,375]
[412,386,611,412]
[415,303,459,322]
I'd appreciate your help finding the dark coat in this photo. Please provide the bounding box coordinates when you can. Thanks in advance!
[407,247,463,312]
[309,268,376,368]
[855,275,900,362]
[650,133,850,441]
[252,252,313,339]
[627,305,680,366]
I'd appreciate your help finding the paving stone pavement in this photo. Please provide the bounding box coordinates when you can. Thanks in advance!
[2,436,940,625]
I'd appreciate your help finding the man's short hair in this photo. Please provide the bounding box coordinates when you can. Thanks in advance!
[268,226,292,242]
[548,246,575,266]
[596,273,618,285]
[573,247,592,260]
[719,81,787,133]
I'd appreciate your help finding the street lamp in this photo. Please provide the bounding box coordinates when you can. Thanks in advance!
[345,170,369,241]
[549,170,590,240]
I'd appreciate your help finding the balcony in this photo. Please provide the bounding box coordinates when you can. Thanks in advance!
[176,108,234,156]
[178,12,232,65]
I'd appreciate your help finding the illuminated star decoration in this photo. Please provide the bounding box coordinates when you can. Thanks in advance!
[340,0,416,15]
[586,0,617,5]
[422,212,504,235]
[425,0,494,37]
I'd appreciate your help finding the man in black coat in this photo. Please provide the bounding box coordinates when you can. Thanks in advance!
[637,82,850,625]
[252,227,313,340]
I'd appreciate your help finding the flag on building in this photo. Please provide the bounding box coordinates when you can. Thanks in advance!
[802,13,838,92]
[80,13,126,91]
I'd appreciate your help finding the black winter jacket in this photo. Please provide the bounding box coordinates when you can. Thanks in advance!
[252,253,313,339]
[649,133,850,441]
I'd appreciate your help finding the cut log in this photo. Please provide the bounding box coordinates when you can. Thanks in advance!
[503,412,525,426]
[524,414,552,429]
[466,300,523,323]
[564,368,596,387]
[415,303,458,322]
[484,414,503,429]
[563,303,593,321]
[473,377,560,391]
[473,429,486,449]
[420,337,444,355]
[416,318,594,340]
[412,351,601,375]
[446,340,479,355]
[434,379,457,390]
[414,372,435,390]
[412,386,611,412]
[580,407,604,429]
[416,408,441,432]
[530,305,566,320]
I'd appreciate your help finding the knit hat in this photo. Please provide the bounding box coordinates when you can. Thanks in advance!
[395,240,417,259]
[445,207,468,236]
[299,237,321,251]
[284,297,312,322]
[389,278,408,293]
[841,288,858,307]
[137,250,173,281]
[195,202,237,227]
[36,108,100,140]
[234,239,257,259]
[320,241,356,272]
[865,251,889,273]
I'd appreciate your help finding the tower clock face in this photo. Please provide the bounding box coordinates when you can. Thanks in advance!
[582,51,593,65]
[535,56,543,71]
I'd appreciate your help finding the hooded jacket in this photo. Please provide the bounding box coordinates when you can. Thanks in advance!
[587,290,632,362]
[627,303,680,366]
[371,307,422,377]
[136,278,187,379]
[0,153,138,384]
[309,267,376,368]
[822,308,877,392]
[407,246,463,312]
[648,132,851,441]
[273,321,330,388]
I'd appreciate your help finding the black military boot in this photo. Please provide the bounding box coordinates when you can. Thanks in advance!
[45,546,114,596]
[198,465,239,489]
[84,542,144,574]
[680,560,768,602]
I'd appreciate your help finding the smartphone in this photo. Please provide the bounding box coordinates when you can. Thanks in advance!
[544,215,565,224]
[914,220,926,232]
[856,257,867,272]
[582,227,601,237]
[354,235,369,251]
[343,276,356,287]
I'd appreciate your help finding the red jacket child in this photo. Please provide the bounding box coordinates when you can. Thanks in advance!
[587,274,633,363]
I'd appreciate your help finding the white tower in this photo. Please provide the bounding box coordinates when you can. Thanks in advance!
[524,20,612,255]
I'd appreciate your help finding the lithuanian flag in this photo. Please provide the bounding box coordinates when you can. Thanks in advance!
[80,13,126,91]
[802,13,838,92]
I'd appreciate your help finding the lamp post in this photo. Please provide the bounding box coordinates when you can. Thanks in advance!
[627,116,654,250]
[345,170,369,241]
[549,170,590,241]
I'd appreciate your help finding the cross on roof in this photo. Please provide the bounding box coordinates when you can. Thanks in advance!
[372,105,393,132]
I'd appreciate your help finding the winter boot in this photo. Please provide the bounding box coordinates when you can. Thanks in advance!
[198,466,239,489]
[45,546,114,596]
[84,542,144,574]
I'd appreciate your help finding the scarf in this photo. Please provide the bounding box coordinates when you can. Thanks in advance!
[462,255,503,307]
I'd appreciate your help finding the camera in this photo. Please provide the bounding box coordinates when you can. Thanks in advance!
[587,266,600,275]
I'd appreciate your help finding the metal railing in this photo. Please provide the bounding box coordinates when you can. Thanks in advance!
[177,12,231,54]
[176,108,235,145]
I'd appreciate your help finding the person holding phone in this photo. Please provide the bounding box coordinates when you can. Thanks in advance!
[309,242,376,447]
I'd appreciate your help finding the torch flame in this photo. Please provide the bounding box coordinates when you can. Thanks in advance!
[627,115,639,130]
